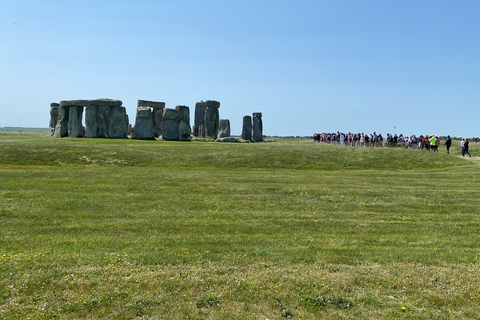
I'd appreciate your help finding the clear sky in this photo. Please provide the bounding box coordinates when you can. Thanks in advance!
[1,0,479,137]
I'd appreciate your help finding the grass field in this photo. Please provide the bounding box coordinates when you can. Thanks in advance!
[1,134,479,319]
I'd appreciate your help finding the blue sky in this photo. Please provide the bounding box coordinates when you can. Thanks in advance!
[1,0,479,137]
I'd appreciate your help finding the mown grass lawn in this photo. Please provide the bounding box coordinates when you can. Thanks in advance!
[1,134,479,319]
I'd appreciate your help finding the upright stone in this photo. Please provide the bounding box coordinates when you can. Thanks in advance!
[134,107,155,140]
[85,105,105,138]
[108,106,128,139]
[49,103,59,136]
[242,115,252,141]
[218,119,230,138]
[252,112,263,141]
[68,106,84,138]
[99,106,110,135]
[198,125,205,138]
[194,101,206,136]
[176,105,191,141]
[161,108,179,141]
[138,100,165,137]
[54,105,70,137]
[204,100,220,139]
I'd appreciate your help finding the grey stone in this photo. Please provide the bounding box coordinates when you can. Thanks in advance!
[137,100,165,109]
[60,99,122,108]
[99,106,110,135]
[204,100,220,109]
[161,108,179,141]
[134,107,156,140]
[54,106,69,137]
[252,112,263,142]
[194,101,206,136]
[125,114,130,136]
[138,100,166,137]
[49,103,59,136]
[68,106,84,138]
[215,137,237,143]
[198,125,205,138]
[152,108,164,137]
[108,106,128,139]
[204,105,219,139]
[242,115,252,141]
[85,105,106,138]
[176,105,191,141]
[217,119,230,138]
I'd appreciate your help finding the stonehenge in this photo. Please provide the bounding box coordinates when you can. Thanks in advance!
[50,98,263,142]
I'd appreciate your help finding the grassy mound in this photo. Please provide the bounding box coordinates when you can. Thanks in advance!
[1,134,479,319]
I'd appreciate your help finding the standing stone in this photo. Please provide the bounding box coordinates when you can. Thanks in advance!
[242,115,252,141]
[134,107,155,140]
[218,119,231,138]
[161,108,179,141]
[252,112,263,142]
[49,103,59,136]
[68,106,84,138]
[138,100,165,137]
[194,101,206,136]
[152,107,164,137]
[108,106,128,139]
[54,105,70,137]
[198,125,205,138]
[176,105,191,141]
[85,105,106,138]
[204,100,220,139]
[99,106,110,135]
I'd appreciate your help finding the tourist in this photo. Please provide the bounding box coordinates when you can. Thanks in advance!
[424,135,430,151]
[444,136,452,154]
[464,138,472,158]
[461,138,466,157]
[430,135,437,152]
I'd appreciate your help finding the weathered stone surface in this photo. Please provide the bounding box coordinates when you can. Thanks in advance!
[217,119,230,138]
[99,106,110,135]
[137,100,165,109]
[194,101,205,136]
[49,103,59,136]
[108,106,128,139]
[198,125,205,138]
[60,99,122,108]
[204,100,220,109]
[242,115,252,141]
[161,108,179,141]
[54,106,69,137]
[68,106,84,138]
[252,112,263,142]
[215,137,237,142]
[152,108,164,137]
[134,107,155,140]
[85,105,106,138]
[176,105,191,141]
[204,105,219,139]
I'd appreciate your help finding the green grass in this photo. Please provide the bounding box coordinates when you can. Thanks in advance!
[1,134,480,319]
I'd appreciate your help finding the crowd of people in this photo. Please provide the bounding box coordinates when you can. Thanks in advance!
[312,132,473,157]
